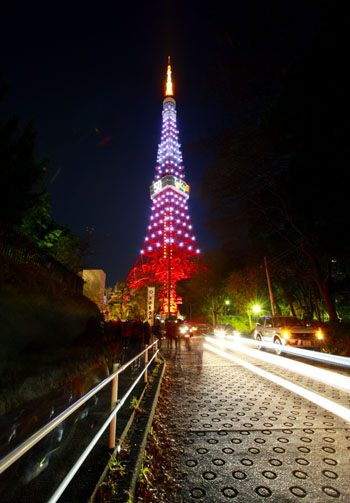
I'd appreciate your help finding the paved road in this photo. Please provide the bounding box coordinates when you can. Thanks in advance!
[161,336,350,502]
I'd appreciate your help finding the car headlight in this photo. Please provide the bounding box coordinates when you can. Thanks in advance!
[316,330,323,340]
[180,326,187,334]
[282,330,290,340]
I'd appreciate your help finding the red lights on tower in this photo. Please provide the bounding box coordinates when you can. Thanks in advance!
[126,59,201,317]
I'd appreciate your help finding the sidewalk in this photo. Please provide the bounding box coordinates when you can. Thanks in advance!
[151,336,349,503]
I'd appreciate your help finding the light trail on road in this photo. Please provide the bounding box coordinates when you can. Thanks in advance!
[204,340,350,424]
[206,336,350,392]
[226,334,350,368]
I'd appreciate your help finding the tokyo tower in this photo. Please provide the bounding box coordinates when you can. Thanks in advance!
[127,58,201,317]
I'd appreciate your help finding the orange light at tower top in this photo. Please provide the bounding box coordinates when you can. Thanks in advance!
[166,55,173,96]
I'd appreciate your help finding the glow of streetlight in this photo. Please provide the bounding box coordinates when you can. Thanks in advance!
[253,305,261,313]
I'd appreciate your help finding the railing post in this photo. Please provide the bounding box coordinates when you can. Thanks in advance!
[144,345,148,383]
[109,363,119,450]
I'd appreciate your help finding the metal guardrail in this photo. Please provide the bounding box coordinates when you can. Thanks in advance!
[0,340,159,502]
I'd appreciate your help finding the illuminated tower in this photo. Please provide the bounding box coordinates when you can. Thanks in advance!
[127,57,200,317]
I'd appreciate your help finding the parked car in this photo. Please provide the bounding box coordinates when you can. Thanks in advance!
[254,315,324,353]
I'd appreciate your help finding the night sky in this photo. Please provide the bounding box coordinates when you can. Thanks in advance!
[0,1,319,287]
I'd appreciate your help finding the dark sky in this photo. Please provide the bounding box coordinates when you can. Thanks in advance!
[0,1,319,287]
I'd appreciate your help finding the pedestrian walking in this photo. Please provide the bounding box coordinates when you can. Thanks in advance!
[130,319,144,362]
[165,320,176,351]
[143,321,151,346]
[152,320,162,348]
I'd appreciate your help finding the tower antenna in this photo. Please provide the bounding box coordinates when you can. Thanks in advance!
[166,56,173,96]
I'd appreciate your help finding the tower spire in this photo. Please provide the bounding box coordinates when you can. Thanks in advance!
[165,56,173,96]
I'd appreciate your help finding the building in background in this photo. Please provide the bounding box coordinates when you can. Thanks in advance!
[82,269,106,309]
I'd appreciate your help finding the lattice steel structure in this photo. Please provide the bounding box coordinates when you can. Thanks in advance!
[127,58,200,317]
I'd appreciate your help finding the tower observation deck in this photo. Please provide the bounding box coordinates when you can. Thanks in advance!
[126,58,201,317]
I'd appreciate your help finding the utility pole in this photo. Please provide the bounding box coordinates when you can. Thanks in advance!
[264,256,275,316]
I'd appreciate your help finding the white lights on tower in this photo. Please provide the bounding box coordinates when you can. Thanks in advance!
[137,68,200,260]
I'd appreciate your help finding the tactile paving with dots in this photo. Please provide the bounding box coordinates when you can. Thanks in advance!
[165,356,348,431]
[177,429,350,502]
[161,341,350,502]
[218,346,350,410]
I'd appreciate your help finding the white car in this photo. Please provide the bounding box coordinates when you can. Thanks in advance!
[254,316,323,353]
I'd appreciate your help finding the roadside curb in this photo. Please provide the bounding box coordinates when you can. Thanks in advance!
[126,355,166,502]
[90,355,166,502]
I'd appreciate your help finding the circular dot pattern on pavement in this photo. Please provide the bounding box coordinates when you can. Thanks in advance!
[159,338,350,502]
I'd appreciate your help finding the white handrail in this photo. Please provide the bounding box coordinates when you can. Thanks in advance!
[48,349,159,503]
[0,340,158,474]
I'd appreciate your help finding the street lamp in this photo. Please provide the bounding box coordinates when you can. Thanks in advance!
[248,304,261,331]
